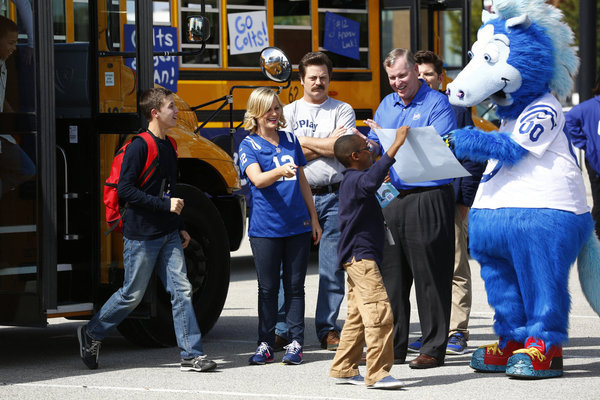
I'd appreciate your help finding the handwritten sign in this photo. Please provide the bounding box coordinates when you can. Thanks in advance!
[323,12,360,60]
[123,25,179,92]
[227,11,269,55]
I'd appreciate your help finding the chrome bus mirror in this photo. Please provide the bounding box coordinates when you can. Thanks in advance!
[260,47,291,83]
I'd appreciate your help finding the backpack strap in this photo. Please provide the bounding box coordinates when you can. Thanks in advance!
[135,131,160,188]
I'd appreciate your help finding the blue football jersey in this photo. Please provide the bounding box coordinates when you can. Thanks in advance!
[238,131,311,237]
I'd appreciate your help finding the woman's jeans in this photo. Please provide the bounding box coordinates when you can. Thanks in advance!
[87,230,204,359]
[249,232,311,346]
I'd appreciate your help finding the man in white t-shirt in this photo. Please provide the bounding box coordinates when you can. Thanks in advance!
[282,52,356,351]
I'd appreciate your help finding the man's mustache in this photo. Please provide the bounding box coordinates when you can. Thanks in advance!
[312,85,325,90]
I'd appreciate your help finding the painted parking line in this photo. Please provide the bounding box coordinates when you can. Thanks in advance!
[11,383,369,400]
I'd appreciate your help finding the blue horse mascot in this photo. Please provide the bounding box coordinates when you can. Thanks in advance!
[446,0,600,379]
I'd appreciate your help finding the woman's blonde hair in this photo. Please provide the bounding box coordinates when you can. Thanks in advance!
[243,87,287,133]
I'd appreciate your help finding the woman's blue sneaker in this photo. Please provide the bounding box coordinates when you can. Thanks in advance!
[249,342,274,365]
[282,340,303,365]
[446,332,468,354]
[407,337,423,353]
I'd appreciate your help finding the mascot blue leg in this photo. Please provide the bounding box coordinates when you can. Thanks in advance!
[470,209,593,378]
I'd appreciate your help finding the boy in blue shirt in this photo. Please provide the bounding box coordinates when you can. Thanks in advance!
[329,127,407,389]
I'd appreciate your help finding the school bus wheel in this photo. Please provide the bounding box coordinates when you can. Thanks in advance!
[115,184,231,347]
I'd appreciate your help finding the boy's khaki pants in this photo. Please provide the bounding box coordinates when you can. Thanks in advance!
[329,258,394,386]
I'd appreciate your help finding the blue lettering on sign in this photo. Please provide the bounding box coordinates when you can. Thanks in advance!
[518,104,558,142]
[323,12,360,60]
[294,120,318,132]
[123,24,179,92]
[230,12,267,54]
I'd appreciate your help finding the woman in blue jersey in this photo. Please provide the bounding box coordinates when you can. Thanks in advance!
[239,87,322,365]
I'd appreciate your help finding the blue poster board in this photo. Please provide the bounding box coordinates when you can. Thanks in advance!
[123,25,179,92]
[323,12,360,60]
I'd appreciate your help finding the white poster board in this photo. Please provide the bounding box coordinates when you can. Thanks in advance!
[375,127,470,183]
[227,11,269,55]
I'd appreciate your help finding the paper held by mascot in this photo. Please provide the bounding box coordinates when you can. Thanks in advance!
[445,0,600,380]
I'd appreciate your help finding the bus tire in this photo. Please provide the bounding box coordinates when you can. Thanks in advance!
[117,184,231,347]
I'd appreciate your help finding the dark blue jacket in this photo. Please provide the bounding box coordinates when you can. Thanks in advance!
[337,154,395,268]
[451,105,485,206]
[117,133,182,240]
[565,95,600,175]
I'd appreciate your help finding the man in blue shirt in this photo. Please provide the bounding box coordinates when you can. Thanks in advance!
[365,48,456,369]
[565,73,600,239]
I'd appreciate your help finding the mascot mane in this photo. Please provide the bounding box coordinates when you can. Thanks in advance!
[447,0,578,120]
[486,0,578,99]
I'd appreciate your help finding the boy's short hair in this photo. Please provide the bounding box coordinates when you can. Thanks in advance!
[139,87,173,120]
[243,87,287,133]
[298,51,333,81]
[414,50,444,75]
[334,135,363,168]
[0,15,18,39]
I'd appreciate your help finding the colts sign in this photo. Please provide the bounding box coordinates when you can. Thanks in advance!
[227,11,269,55]
[123,24,179,92]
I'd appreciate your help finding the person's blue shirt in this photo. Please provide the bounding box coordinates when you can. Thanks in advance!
[565,95,600,174]
[368,79,457,189]
[238,131,312,238]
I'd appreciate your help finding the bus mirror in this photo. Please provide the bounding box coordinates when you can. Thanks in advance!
[187,16,211,42]
[260,47,291,83]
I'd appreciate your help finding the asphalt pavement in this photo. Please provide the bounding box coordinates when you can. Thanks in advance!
[1,231,599,400]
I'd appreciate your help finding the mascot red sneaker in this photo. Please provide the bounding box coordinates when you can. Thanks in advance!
[446,0,600,379]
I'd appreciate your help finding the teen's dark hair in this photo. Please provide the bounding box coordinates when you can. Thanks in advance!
[414,50,444,75]
[0,16,18,39]
[139,87,173,120]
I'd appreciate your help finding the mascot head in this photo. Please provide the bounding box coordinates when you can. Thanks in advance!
[446,0,578,120]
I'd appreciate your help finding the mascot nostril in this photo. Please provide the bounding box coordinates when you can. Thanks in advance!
[449,0,599,380]
[445,89,451,96]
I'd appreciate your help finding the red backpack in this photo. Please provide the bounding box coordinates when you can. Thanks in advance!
[104,131,177,234]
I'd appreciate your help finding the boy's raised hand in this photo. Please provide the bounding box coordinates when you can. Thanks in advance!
[394,126,408,147]
[386,125,409,159]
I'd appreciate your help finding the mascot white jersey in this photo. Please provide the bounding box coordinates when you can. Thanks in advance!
[446,0,600,379]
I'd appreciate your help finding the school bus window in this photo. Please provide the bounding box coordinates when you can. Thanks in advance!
[181,0,219,8]
[319,0,366,10]
[124,0,170,25]
[439,9,463,74]
[73,0,89,42]
[317,1,368,69]
[152,1,171,25]
[53,0,66,42]
[228,0,264,6]
[226,0,266,68]
[274,0,311,66]
[180,0,220,67]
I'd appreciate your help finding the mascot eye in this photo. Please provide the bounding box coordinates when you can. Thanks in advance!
[482,44,500,63]
[468,50,474,59]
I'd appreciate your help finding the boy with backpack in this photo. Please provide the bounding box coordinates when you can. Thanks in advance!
[329,127,407,389]
[77,87,217,372]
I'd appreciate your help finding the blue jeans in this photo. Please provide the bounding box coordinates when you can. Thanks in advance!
[87,230,204,359]
[249,232,311,346]
[314,191,344,341]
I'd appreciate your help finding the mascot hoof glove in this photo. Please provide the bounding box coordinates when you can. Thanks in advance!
[506,337,563,379]
[470,340,524,372]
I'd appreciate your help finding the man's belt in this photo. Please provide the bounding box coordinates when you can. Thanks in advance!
[396,183,451,197]
[310,182,340,195]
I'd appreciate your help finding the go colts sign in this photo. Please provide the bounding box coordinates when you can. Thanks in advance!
[227,11,269,55]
